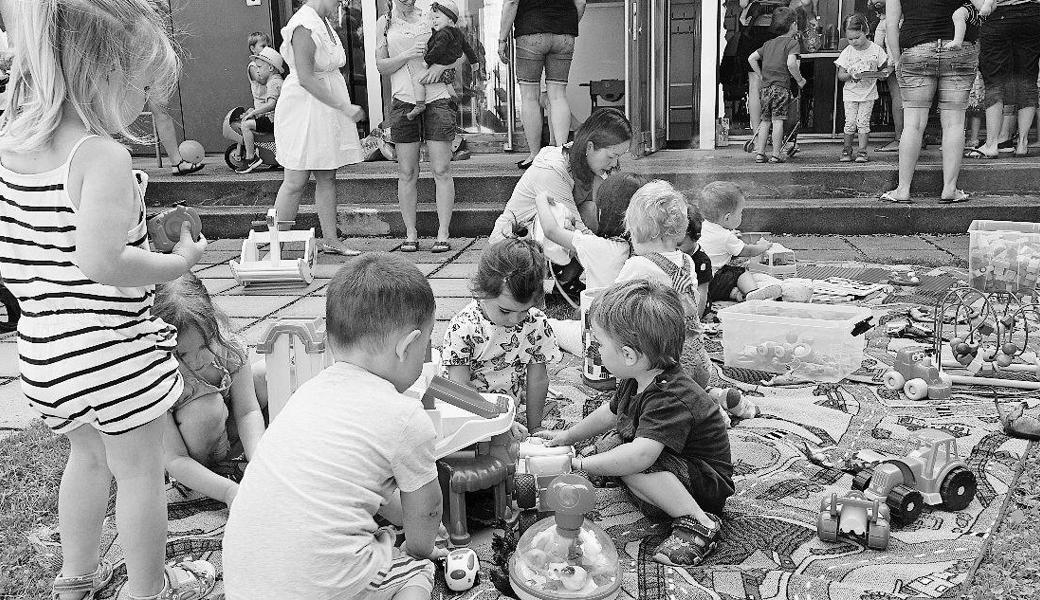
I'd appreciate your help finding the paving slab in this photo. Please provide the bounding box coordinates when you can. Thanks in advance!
[846,235,937,252]
[430,263,478,279]
[196,251,238,265]
[269,296,326,319]
[452,250,483,264]
[429,279,472,297]
[202,278,240,296]
[853,249,957,266]
[0,342,17,378]
[790,249,867,262]
[0,379,35,430]
[194,264,233,278]
[771,235,855,250]
[206,238,245,251]
[436,297,472,321]
[923,234,969,258]
[213,295,293,319]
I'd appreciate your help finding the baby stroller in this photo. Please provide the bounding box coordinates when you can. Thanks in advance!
[222,106,281,171]
[743,87,801,158]
[0,282,19,334]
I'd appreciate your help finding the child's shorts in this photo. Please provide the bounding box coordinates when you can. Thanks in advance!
[357,546,435,600]
[707,264,746,302]
[760,84,794,121]
[594,430,733,518]
[253,115,274,134]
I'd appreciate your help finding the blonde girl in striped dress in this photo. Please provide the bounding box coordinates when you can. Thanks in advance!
[0,2,216,599]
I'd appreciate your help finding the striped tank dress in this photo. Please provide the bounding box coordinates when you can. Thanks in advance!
[0,136,183,434]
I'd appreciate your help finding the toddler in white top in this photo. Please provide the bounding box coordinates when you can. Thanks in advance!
[835,14,887,163]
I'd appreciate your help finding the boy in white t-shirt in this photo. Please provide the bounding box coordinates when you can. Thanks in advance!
[223,254,446,600]
[698,181,781,304]
[835,14,888,163]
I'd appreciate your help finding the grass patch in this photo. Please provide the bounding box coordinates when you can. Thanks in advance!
[0,421,66,599]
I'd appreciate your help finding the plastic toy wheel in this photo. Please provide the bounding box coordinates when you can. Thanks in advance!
[883,371,906,391]
[515,473,537,510]
[851,468,874,492]
[886,484,924,525]
[517,510,540,536]
[939,467,977,511]
[224,143,246,170]
[0,283,19,334]
[903,378,929,401]
[866,521,890,550]
[817,512,839,542]
[743,138,755,153]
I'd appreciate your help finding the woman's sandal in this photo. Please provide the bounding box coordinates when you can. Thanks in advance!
[878,191,911,204]
[400,240,419,253]
[939,189,969,204]
[963,147,998,159]
[51,560,115,600]
[517,158,534,170]
[652,514,722,567]
[319,240,361,256]
[170,160,205,176]
[430,240,452,254]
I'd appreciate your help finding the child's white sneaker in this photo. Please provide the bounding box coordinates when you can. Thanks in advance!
[745,283,782,301]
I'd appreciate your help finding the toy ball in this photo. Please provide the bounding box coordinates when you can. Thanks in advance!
[996,354,1015,368]
[1002,343,1019,357]
[178,140,205,164]
[445,548,479,592]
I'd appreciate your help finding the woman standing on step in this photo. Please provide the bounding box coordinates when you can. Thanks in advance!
[376,0,466,254]
[272,0,365,256]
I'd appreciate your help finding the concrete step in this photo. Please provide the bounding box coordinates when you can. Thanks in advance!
[162,195,1040,239]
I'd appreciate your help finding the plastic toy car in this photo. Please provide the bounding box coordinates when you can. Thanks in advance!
[851,429,977,525]
[817,490,891,550]
[883,346,953,401]
[445,548,480,592]
[515,437,575,533]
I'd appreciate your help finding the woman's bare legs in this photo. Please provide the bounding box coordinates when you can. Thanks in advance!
[313,169,357,254]
[884,106,929,201]
[939,107,967,199]
[426,140,455,243]
[518,83,544,164]
[545,82,572,147]
[396,142,422,243]
[274,168,311,227]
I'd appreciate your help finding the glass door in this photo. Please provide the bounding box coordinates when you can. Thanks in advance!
[626,0,668,156]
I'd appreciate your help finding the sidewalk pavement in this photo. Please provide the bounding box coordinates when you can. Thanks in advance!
[0,233,970,430]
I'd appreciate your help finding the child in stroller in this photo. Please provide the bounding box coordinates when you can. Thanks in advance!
[225,47,285,173]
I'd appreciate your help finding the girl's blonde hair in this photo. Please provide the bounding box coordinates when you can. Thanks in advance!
[0,0,181,152]
[154,272,246,373]
[624,180,689,244]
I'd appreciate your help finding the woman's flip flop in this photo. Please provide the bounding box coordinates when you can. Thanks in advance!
[400,240,419,253]
[431,240,452,254]
[171,160,205,176]
[878,191,911,204]
[963,147,998,159]
[939,190,969,204]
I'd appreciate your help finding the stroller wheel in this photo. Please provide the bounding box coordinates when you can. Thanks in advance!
[743,139,755,153]
[224,144,246,170]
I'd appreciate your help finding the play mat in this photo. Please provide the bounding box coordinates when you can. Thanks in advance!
[29,267,1034,600]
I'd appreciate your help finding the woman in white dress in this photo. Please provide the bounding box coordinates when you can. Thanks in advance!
[273,0,365,255]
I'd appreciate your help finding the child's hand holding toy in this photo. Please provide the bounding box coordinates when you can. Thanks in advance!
[534,428,572,448]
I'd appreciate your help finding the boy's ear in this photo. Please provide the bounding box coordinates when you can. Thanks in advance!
[620,345,640,366]
[394,329,422,361]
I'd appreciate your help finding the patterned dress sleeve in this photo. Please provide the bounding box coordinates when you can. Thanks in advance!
[523,309,563,365]
[441,305,481,367]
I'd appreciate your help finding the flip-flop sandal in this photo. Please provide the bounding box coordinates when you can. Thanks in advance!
[878,191,911,204]
[963,148,998,159]
[517,159,534,170]
[875,140,899,152]
[171,160,205,176]
[997,139,1016,152]
[320,241,361,256]
[431,240,452,254]
[400,240,419,253]
[939,190,969,204]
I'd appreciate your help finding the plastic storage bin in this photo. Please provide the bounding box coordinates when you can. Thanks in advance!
[968,220,1040,295]
[717,301,873,382]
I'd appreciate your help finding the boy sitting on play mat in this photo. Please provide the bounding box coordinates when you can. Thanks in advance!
[223,254,446,600]
[538,279,734,567]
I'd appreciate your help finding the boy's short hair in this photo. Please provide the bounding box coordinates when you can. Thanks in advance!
[247,31,271,50]
[685,198,704,242]
[624,180,689,244]
[698,181,745,222]
[592,280,685,371]
[326,253,435,351]
[770,7,798,34]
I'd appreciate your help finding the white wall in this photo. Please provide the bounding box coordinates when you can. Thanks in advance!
[568,2,626,124]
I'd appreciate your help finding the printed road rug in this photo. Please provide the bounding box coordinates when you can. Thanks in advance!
[30,300,1030,600]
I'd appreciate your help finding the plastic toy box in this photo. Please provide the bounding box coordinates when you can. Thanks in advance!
[968,220,1040,295]
[717,301,872,382]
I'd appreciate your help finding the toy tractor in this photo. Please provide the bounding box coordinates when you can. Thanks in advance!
[851,429,976,525]
[817,490,891,550]
[515,437,575,534]
[883,346,953,401]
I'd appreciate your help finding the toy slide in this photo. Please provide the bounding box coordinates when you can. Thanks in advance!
[230,208,316,289]
[419,376,515,459]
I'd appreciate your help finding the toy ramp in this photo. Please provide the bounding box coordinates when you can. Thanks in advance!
[230,209,316,289]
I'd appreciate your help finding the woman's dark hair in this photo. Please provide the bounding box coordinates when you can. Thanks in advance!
[472,238,546,305]
[596,172,647,239]
[843,13,870,33]
[567,108,633,186]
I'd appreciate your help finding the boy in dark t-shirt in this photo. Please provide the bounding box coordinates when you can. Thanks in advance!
[748,7,807,163]
[537,279,734,568]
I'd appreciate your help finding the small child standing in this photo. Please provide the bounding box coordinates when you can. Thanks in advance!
[538,280,734,567]
[835,14,887,163]
[748,7,806,163]
[223,254,446,599]
[237,47,285,174]
[698,182,781,303]
[154,273,267,506]
[0,1,214,598]
[406,0,466,120]
[441,238,562,433]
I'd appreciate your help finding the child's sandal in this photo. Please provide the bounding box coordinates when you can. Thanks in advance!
[754,153,767,163]
[768,154,785,163]
[652,514,722,567]
[125,558,217,600]
[854,150,869,163]
[51,560,115,600]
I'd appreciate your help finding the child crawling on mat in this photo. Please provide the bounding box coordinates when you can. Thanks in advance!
[538,279,734,567]
[223,254,446,600]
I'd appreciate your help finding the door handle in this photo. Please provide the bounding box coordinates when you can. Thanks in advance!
[631,2,639,41]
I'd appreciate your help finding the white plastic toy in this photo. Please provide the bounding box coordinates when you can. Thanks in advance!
[230,208,317,289]
[532,199,572,266]
[747,243,797,279]
[445,548,480,592]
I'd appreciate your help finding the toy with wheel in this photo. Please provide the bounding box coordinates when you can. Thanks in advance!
[817,491,891,550]
[0,283,19,334]
[445,548,480,592]
[148,204,202,253]
[514,437,574,534]
[222,107,280,171]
